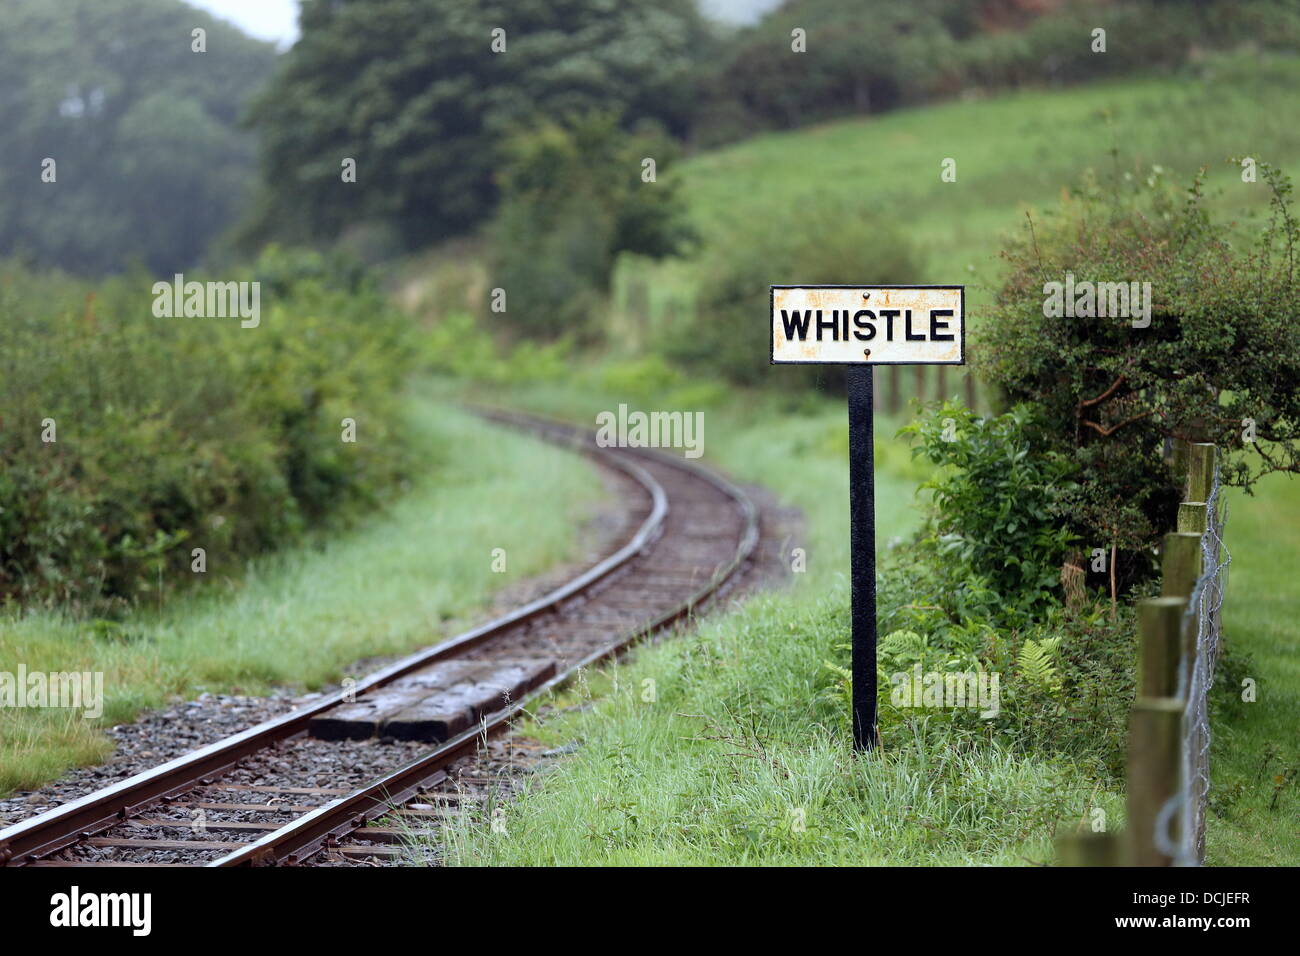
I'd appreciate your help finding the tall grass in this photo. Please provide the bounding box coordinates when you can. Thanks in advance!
[431,384,1124,865]
[0,397,605,793]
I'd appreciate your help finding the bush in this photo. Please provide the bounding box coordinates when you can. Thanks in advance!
[0,251,416,612]
[488,116,694,341]
[808,400,1135,777]
[902,402,1080,617]
[980,162,1300,578]
[423,311,574,385]
[817,540,1140,778]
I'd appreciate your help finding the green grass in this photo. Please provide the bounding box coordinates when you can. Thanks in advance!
[0,389,604,795]
[433,382,1122,865]
[1204,473,1300,865]
[436,54,1300,865]
[620,52,1300,337]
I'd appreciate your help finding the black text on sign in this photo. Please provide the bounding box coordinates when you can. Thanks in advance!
[770,285,964,365]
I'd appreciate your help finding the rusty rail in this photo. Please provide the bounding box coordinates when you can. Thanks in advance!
[1,408,758,868]
[0,411,669,866]
[210,408,759,866]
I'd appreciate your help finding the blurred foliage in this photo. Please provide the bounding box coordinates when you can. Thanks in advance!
[694,0,1300,146]
[981,162,1300,564]
[488,115,694,340]
[0,0,277,274]
[244,0,711,250]
[424,311,573,384]
[0,252,416,613]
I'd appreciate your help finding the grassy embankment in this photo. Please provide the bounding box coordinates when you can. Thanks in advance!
[618,52,1300,345]
[1207,475,1300,865]
[0,395,602,794]
[437,56,1300,864]
[437,381,1114,865]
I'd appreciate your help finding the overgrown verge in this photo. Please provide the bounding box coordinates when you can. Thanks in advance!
[425,386,1125,865]
[0,248,415,613]
[426,165,1300,865]
[0,395,605,794]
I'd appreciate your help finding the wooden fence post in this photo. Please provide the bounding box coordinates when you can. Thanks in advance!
[935,365,947,403]
[1122,442,1221,867]
[1161,532,1202,598]
[1186,443,1215,503]
[1137,596,1187,697]
[1171,437,1189,477]
[1127,696,1184,866]
[1177,502,1207,534]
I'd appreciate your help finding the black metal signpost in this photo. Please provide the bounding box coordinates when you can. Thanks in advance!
[770,285,964,751]
[846,365,877,749]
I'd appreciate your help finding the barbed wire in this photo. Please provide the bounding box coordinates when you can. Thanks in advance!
[1152,463,1231,866]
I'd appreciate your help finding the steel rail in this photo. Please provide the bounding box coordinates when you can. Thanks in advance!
[210,413,760,866]
[0,414,668,867]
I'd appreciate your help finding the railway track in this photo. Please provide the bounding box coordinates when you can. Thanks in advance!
[0,408,759,868]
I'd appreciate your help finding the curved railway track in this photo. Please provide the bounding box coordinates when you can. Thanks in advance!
[0,408,759,868]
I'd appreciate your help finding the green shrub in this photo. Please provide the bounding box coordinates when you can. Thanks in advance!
[423,311,574,385]
[808,401,1133,777]
[0,251,415,612]
[808,548,1140,779]
[902,402,1079,617]
[980,162,1300,576]
[866,544,1137,779]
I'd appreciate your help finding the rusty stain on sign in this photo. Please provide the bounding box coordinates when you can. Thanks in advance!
[770,285,964,365]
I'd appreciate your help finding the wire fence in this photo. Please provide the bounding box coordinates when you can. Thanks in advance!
[1058,443,1231,868]
[1153,462,1231,866]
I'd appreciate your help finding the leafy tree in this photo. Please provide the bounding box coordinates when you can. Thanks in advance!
[0,0,277,274]
[487,115,693,340]
[980,162,1300,584]
[244,0,710,248]
[699,0,950,136]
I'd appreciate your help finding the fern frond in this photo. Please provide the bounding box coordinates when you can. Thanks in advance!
[1016,637,1062,692]
[880,629,927,665]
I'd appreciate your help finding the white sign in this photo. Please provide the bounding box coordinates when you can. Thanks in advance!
[770,285,964,365]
